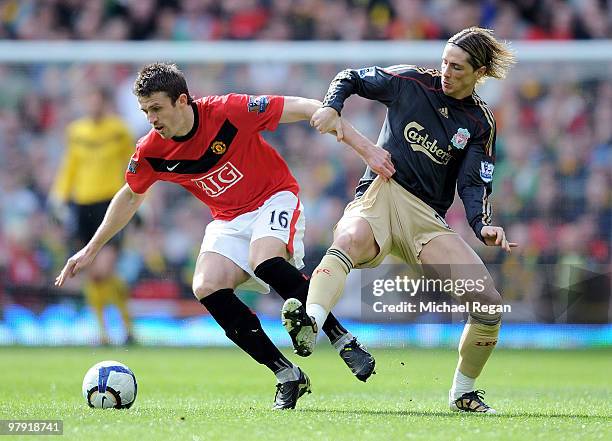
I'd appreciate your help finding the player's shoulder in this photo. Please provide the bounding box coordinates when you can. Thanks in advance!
[200,95,222,107]
[470,92,496,132]
[202,93,246,106]
[134,129,161,153]
[201,93,245,115]
[380,64,442,80]
[66,117,89,133]
[205,93,278,119]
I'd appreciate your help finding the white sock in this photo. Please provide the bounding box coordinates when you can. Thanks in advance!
[450,369,476,400]
[275,365,300,383]
[332,331,354,352]
[306,303,327,334]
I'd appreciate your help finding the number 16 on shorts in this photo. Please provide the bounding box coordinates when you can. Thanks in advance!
[253,191,305,260]
[269,210,289,231]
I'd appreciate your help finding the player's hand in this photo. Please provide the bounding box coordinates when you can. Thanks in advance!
[363,144,395,181]
[481,226,518,253]
[311,107,343,141]
[48,198,69,225]
[55,245,98,287]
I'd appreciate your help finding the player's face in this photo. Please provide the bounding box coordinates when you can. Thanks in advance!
[138,92,188,139]
[440,44,484,99]
[86,90,105,120]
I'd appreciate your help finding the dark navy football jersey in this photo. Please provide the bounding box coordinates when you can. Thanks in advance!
[323,65,496,241]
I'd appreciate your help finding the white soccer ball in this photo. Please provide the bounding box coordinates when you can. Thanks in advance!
[82,360,137,409]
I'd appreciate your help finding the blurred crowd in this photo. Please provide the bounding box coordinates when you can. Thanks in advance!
[0,1,610,316]
[0,59,609,308]
[1,0,611,41]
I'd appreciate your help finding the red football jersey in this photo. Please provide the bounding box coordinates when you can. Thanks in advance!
[125,94,299,220]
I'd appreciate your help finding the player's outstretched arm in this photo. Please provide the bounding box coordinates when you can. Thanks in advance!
[281,96,394,179]
[279,96,323,124]
[339,119,395,180]
[55,184,146,287]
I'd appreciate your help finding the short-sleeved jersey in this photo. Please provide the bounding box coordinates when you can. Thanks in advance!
[323,65,496,241]
[125,94,299,221]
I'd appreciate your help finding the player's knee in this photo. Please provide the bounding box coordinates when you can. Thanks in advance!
[333,230,352,251]
[482,287,502,307]
[193,279,228,301]
[333,223,375,262]
[90,248,117,279]
[470,288,503,325]
[89,273,104,283]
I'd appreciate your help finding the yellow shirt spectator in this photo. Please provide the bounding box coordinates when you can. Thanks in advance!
[52,115,134,204]
[50,88,137,345]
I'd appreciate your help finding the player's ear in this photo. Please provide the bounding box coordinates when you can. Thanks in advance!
[475,66,486,80]
[177,93,189,106]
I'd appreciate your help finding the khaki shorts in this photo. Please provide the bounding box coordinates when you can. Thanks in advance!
[339,177,456,268]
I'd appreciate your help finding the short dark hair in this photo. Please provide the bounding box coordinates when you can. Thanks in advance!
[133,62,193,104]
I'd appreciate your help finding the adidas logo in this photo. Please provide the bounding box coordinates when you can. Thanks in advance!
[438,107,448,118]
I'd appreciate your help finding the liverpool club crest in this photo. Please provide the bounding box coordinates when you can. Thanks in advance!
[451,128,470,150]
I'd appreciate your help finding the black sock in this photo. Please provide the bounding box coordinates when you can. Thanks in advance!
[254,257,349,343]
[200,289,293,374]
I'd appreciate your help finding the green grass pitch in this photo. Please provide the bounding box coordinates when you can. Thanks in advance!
[1,346,610,440]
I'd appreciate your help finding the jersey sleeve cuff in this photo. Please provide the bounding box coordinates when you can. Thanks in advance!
[322,102,343,116]
[473,220,486,243]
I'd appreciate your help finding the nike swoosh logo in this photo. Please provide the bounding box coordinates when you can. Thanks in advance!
[270,227,286,231]
[166,162,180,171]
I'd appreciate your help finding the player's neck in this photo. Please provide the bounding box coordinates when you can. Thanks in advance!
[89,111,107,122]
[176,104,195,137]
[447,87,475,100]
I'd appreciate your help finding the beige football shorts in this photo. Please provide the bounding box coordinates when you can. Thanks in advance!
[339,176,457,268]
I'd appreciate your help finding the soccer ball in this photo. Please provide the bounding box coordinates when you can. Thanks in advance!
[82,360,137,409]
